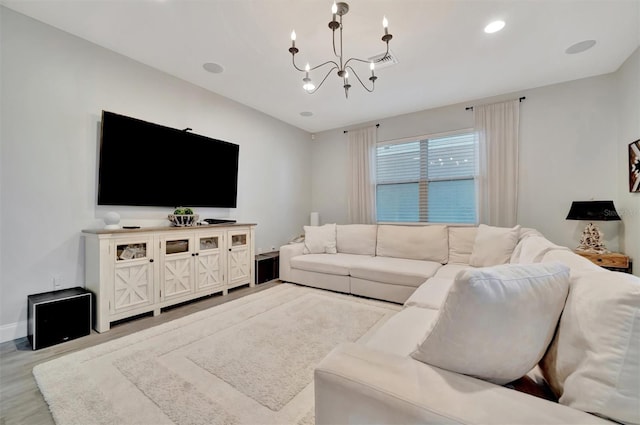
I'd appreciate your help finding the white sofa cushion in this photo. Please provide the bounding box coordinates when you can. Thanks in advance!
[336,224,377,256]
[316,343,613,425]
[303,223,337,254]
[469,224,520,267]
[376,225,449,263]
[365,307,440,357]
[350,257,442,287]
[511,235,569,264]
[540,270,640,425]
[448,226,478,264]
[290,253,371,276]
[404,277,455,310]
[411,262,570,385]
[433,264,471,279]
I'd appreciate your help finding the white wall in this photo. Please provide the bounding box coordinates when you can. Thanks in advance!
[312,73,624,253]
[615,47,640,274]
[0,8,312,341]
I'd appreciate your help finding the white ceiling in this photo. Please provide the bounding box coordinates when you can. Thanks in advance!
[3,0,639,133]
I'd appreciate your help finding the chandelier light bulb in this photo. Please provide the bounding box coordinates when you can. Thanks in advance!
[305,63,310,72]
[382,16,389,35]
[331,2,337,14]
[370,62,375,71]
[291,30,296,41]
[484,20,505,34]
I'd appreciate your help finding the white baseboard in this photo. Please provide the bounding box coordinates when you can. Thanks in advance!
[0,320,27,343]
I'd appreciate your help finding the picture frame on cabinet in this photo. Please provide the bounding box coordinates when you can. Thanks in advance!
[630,139,640,193]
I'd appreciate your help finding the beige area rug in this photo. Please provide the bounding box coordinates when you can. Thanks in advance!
[33,284,400,425]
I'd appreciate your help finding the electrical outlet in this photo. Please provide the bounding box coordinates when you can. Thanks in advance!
[270,245,276,252]
[52,275,63,290]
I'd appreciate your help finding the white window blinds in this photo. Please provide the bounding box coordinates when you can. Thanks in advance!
[376,132,476,223]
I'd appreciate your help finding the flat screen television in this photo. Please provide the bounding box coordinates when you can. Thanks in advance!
[98,111,239,208]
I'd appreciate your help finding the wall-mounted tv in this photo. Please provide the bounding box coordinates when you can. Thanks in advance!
[98,111,239,208]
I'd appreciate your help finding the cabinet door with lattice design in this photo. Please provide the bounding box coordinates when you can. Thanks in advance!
[112,238,155,313]
[195,232,225,293]
[227,230,251,288]
[160,235,195,301]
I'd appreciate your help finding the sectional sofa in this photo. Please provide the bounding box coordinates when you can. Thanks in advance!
[279,223,640,425]
[280,223,541,304]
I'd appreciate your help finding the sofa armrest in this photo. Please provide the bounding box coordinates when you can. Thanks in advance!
[279,242,304,282]
[315,343,612,425]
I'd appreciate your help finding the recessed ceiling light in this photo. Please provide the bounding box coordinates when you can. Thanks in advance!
[565,40,596,54]
[300,111,313,117]
[484,20,505,34]
[203,63,224,74]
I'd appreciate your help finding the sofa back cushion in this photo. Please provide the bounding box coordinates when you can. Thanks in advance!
[336,225,377,256]
[539,270,640,425]
[376,225,448,263]
[469,224,520,267]
[448,226,478,264]
[411,262,570,385]
[510,235,569,264]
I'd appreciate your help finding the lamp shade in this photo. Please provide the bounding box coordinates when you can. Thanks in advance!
[566,200,621,221]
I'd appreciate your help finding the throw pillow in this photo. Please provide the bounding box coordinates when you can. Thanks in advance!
[303,224,337,254]
[539,270,640,425]
[469,224,520,267]
[411,262,570,385]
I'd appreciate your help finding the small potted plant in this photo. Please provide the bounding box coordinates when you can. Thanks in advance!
[168,207,199,227]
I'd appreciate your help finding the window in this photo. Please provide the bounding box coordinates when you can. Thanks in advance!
[376,132,476,223]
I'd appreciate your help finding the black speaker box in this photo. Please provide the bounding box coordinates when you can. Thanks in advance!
[255,252,280,284]
[27,287,92,350]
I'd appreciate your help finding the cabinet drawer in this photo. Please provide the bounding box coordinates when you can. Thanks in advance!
[578,252,629,268]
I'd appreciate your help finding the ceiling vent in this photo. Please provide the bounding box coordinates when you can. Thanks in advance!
[367,50,398,69]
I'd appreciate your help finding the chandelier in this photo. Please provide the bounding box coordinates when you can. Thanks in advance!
[288,2,393,99]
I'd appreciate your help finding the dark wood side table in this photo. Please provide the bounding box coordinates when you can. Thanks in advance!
[575,251,633,274]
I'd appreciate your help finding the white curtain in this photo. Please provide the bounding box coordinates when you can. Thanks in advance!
[474,99,520,227]
[347,126,377,224]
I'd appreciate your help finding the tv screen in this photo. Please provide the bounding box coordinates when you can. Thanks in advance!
[98,111,239,208]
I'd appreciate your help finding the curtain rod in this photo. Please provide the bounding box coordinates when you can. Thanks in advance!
[344,123,380,134]
[465,97,526,111]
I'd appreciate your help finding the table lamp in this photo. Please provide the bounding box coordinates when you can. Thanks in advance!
[566,200,621,253]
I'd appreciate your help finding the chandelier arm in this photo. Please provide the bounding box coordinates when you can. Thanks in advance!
[292,55,339,73]
[332,26,340,59]
[346,66,374,93]
[345,42,391,69]
[291,55,307,72]
[343,57,373,68]
[309,60,340,72]
[381,39,391,59]
[306,66,339,94]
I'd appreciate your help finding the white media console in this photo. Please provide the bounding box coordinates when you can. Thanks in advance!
[83,223,256,332]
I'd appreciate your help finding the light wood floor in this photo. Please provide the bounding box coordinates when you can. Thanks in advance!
[0,281,280,425]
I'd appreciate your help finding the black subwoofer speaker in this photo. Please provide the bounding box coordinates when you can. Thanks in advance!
[27,287,92,350]
[255,252,280,284]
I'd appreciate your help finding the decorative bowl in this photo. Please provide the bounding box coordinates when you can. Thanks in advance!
[168,214,199,227]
